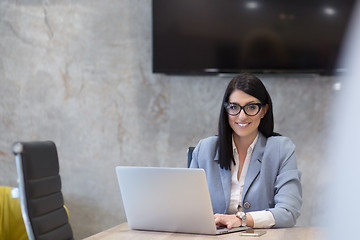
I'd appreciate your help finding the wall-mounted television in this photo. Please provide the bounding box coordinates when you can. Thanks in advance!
[152,0,355,75]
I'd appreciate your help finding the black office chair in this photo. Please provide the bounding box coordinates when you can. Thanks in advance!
[187,147,195,168]
[12,141,74,240]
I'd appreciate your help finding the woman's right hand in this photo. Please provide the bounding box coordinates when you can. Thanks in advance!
[214,213,241,229]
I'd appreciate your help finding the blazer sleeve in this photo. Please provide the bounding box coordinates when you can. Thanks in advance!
[268,137,302,228]
[189,136,230,214]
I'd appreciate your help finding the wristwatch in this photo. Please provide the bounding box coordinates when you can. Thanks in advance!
[235,211,247,227]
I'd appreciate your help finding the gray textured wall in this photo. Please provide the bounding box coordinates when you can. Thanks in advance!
[0,1,338,238]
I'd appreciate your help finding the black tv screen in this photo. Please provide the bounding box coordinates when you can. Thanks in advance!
[152,0,355,75]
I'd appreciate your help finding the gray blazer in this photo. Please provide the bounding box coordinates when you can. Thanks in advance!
[189,133,302,228]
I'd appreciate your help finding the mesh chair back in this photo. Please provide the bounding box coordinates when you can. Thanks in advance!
[12,141,74,240]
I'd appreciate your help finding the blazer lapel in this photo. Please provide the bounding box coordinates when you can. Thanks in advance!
[242,133,266,201]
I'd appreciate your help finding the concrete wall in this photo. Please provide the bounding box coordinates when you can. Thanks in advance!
[0,1,338,238]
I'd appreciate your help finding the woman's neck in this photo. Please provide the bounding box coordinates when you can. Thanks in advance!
[233,132,258,152]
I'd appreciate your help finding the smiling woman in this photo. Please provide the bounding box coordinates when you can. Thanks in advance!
[189,73,302,229]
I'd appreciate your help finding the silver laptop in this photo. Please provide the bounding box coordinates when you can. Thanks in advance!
[115,166,249,235]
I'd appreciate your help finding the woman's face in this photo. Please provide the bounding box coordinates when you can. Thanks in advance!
[227,90,268,141]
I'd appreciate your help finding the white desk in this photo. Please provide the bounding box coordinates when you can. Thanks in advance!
[84,223,324,240]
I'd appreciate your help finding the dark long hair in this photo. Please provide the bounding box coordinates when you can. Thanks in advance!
[218,73,279,170]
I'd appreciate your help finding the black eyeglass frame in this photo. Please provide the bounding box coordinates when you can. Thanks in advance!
[224,102,265,116]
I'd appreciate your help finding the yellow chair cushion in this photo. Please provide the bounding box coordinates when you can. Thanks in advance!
[0,186,28,240]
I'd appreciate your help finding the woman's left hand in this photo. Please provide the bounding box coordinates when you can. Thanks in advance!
[213,213,241,229]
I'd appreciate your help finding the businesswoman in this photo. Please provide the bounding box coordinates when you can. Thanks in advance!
[190,73,302,229]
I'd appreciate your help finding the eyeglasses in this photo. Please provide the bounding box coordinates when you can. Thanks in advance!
[224,102,264,116]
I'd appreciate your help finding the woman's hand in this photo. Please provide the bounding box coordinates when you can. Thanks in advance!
[213,213,241,229]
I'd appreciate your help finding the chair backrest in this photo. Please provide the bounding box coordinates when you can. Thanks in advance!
[187,147,195,168]
[12,141,74,240]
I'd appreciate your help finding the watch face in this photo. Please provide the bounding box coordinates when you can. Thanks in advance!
[236,212,247,226]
